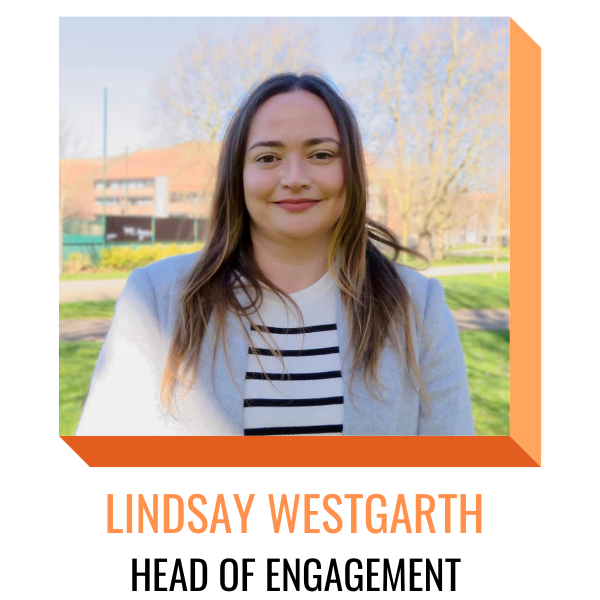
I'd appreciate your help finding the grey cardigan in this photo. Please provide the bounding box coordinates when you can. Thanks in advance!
[75,252,474,436]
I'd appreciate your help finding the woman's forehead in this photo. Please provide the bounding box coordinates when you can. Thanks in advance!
[247,91,339,145]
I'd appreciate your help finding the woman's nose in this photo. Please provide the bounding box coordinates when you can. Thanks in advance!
[280,156,311,190]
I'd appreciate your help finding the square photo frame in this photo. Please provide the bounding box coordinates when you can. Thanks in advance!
[62,19,540,467]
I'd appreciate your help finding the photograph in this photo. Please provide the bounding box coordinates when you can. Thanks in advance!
[59,17,510,437]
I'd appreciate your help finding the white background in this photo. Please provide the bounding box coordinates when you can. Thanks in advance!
[3,0,599,597]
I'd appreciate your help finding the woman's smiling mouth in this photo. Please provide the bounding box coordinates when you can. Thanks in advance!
[274,198,322,212]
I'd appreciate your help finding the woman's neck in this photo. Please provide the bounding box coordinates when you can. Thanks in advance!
[250,231,330,294]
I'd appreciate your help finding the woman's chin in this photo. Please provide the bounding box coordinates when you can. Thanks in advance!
[275,225,329,242]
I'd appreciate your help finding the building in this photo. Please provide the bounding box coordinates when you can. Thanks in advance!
[62,143,509,250]
[364,165,510,251]
[63,142,219,221]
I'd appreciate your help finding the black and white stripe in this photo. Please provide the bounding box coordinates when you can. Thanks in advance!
[243,273,344,437]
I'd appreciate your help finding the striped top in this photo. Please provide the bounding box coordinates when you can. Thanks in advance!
[243,271,344,436]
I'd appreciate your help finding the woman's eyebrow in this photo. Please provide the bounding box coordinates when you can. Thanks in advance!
[304,137,340,147]
[247,137,340,152]
[247,140,284,152]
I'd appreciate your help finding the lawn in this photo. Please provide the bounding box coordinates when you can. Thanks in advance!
[59,255,510,281]
[59,341,102,436]
[57,271,510,319]
[59,271,130,281]
[459,330,510,436]
[59,265,510,435]
[446,243,510,254]
[58,332,509,436]
[402,254,510,269]
[436,272,510,310]
[59,300,117,320]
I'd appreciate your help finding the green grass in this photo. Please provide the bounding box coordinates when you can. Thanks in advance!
[460,330,510,436]
[58,261,510,435]
[448,243,510,253]
[400,254,509,269]
[437,272,510,310]
[59,332,509,436]
[59,300,116,320]
[59,255,510,281]
[59,341,102,436]
[57,271,510,318]
[59,271,131,281]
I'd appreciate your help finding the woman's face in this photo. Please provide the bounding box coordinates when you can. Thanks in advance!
[243,90,346,245]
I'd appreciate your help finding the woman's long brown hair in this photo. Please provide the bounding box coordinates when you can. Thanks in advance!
[161,73,428,409]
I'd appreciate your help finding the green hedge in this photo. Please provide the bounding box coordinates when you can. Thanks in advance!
[99,243,203,271]
[63,252,94,273]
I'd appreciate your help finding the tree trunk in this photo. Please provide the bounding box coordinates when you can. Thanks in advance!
[417,231,432,260]
[59,165,66,276]
[59,211,63,276]
[432,230,446,261]
[401,218,409,263]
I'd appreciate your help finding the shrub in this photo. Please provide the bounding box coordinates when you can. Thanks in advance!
[98,243,203,271]
[64,252,93,273]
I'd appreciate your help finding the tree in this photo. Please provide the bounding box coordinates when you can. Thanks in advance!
[149,21,321,220]
[491,169,510,278]
[59,109,86,274]
[153,21,321,145]
[352,18,509,260]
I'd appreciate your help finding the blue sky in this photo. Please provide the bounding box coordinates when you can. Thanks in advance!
[59,17,508,160]
[60,17,361,157]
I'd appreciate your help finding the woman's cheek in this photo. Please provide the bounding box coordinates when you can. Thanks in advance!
[244,169,274,202]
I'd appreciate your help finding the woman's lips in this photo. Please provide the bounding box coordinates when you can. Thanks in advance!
[274,199,321,212]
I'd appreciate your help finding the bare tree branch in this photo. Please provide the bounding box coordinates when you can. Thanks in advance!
[349,17,509,259]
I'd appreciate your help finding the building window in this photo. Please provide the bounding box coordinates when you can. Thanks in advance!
[128,179,155,188]
[170,191,211,203]
[94,179,155,190]
[128,197,154,206]
[170,192,194,203]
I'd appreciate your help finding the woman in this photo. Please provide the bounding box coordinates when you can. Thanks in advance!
[76,73,474,436]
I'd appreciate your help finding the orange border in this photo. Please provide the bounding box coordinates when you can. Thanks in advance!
[61,19,541,468]
[61,436,538,467]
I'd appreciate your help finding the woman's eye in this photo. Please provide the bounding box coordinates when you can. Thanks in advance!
[257,155,277,164]
[312,151,334,160]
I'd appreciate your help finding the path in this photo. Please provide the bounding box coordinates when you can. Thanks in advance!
[60,279,128,303]
[59,263,510,303]
[451,309,510,331]
[425,263,509,277]
[59,309,510,342]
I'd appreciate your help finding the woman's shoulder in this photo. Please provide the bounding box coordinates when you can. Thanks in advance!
[394,263,434,305]
[393,262,454,338]
[139,251,201,288]
[120,251,201,312]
